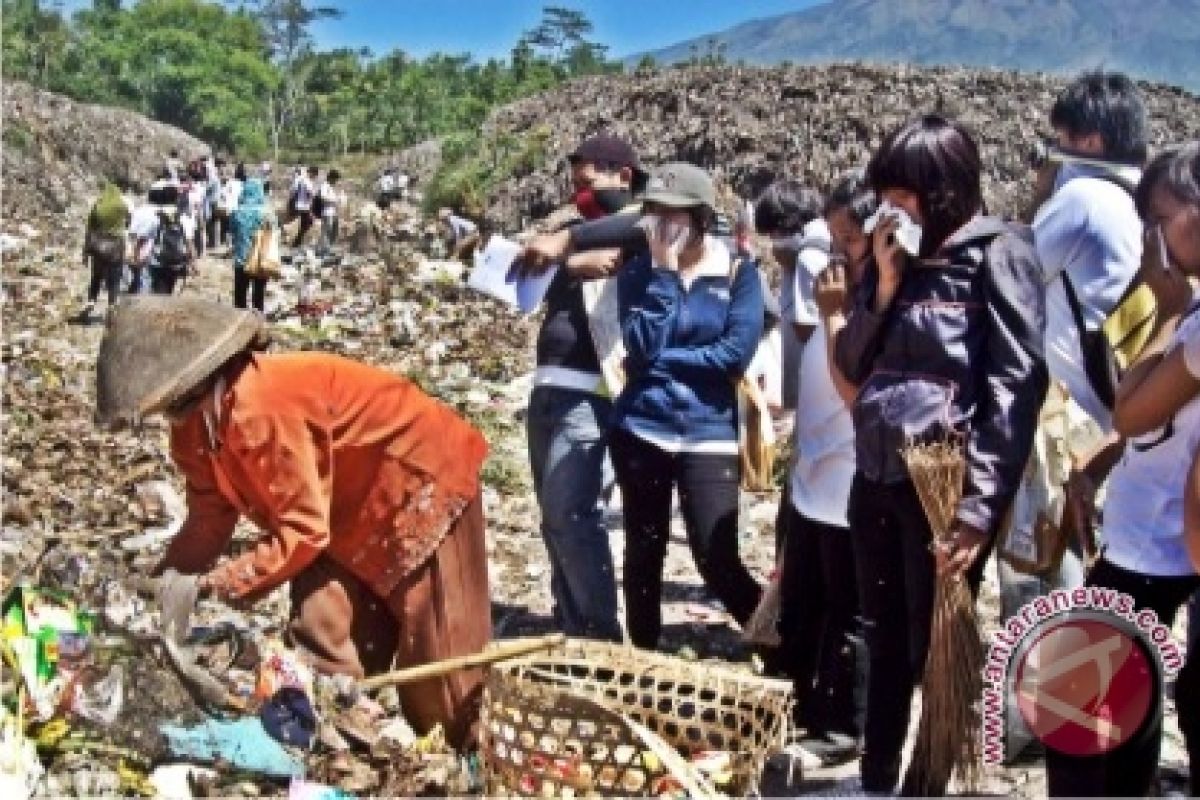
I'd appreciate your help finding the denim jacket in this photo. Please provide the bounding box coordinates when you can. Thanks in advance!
[834,216,1049,537]
[614,237,764,446]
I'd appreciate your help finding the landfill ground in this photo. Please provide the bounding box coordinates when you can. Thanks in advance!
[0,201,1193,797]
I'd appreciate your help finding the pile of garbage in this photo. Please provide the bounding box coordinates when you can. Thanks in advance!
[0,190,544,797]
[478,62,1200,227]
[0,579,472,798]
[2,80,206,226]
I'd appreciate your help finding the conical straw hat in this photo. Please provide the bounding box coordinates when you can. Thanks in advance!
[95,296,265,426]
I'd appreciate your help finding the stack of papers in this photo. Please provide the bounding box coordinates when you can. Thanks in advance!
[467,235,557,314]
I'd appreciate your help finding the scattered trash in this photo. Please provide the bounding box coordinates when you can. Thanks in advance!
[260,687,317,750]
[159,717,305,778]
[0,710,43,799]
[288,778,356,800]
[147,764,219,800]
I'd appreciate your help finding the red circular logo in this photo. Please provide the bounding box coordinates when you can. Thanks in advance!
[1013,617,1155,756]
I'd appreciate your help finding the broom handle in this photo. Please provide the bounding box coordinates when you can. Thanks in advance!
[359,633,565,691]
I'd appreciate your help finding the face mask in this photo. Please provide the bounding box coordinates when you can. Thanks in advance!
[863,200,923,257]
[637,214,692,254]
[573,187,631,220]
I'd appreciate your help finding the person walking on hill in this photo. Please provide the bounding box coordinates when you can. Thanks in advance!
[437,208,480,262]
[129,180,196,297]
[290,166,319,248]
[79,183,131,322]
[317,169,346,255]
[229,178,275,312]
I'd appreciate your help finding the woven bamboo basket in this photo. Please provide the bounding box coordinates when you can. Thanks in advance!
[479,639,794,797]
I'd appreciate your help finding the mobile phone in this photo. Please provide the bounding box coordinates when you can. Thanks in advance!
[1156,225,1172,272]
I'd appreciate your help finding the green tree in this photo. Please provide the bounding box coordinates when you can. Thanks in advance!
[520,6,613,77]
[61,0,276,152]
[253,0,342,160]
[2,0,72,88]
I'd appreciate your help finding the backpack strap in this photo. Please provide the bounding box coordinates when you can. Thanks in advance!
[1093,171,1137,197]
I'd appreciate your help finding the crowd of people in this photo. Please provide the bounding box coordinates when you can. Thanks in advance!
[83,67,1199,797]
[516,69,1198,797]
[80,154,349,319]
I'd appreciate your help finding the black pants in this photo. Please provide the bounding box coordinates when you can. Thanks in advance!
[779,504,865,738]
[87,255,123,305]
[208,210,228,248]
[848,473,988,793]
[292,211,314,247]
[193,212,206,257]
[234,269,266,311]
[1045,557,1200,797]
[609,427,761,649]
[149,266,181,295]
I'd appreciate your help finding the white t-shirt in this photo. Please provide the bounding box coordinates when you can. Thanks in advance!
[292,176,314,211]
[1034,165,1143,431]
[789,315,856,528]
[318,182,344,219]
[221,178,243,212]
[745,327,784,411]
[187,182,206,216]
[1102,300,1200,577]
[129,205,196,264]
[447,214,477,241]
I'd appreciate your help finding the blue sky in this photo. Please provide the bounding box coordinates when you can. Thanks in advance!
[309,1,825,60]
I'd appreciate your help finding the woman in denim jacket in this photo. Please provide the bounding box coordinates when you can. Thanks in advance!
[612,162,765,650]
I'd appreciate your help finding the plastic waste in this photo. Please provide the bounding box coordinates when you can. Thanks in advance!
[288,778,356,800]
[148,764,219,800]
[160,718,305,778]
[254,640,314,701]
[0,712,43,799]
[71,664,124,726]
[260,687,317,749]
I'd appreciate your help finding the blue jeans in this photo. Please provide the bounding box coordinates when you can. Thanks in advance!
[526,386,622,641]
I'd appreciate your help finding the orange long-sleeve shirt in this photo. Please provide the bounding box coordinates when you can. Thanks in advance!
[160,352,488,603]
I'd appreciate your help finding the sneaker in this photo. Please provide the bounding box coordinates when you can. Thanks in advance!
[799,731,862,767]
[780,741,825,771]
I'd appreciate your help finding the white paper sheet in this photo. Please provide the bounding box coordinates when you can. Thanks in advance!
[467,235,557,314]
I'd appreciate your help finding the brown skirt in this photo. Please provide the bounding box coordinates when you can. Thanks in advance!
[288,490,491,747]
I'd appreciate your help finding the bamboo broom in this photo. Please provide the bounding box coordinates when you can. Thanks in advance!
[901,438,983,796]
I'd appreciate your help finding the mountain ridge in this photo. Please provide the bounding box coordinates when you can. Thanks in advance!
[630,0,1200,91]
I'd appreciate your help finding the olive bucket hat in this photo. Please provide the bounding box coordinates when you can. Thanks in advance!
[95,296,266,427]
[641,162,716,210]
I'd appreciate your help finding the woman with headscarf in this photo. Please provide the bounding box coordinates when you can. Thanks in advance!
[229,178,275,312]
[81,183,130,320]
